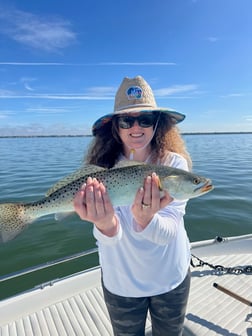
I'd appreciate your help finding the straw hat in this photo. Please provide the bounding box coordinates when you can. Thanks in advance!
[92,75,185,135]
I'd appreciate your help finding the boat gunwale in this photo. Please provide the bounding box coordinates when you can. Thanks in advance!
[1,233,252,286]
[0,233,251,302]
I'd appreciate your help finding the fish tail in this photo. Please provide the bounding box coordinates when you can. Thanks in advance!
[0,203,34,243]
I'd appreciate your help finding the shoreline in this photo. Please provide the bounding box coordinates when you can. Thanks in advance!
[0,132,251,138]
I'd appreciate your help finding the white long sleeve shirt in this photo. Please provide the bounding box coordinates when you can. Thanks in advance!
[93,152,191,297]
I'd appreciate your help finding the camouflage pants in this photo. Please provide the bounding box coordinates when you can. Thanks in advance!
[102,270,191,336]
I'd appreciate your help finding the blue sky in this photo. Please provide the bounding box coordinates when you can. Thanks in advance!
[0,0,251,136]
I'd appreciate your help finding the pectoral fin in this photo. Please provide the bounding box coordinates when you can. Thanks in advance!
[157,176,163,190]
[54,211,75,221]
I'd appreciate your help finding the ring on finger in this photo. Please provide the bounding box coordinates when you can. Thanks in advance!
[142,202,151,209]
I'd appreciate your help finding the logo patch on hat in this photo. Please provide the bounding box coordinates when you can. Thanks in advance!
[126,86,142,100]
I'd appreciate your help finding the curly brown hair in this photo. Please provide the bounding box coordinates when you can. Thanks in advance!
[85,113,192,170]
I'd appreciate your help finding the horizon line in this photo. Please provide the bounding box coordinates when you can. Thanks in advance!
[0,131,251,138]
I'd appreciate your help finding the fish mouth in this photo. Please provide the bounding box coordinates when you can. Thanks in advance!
[195,179,214,194]
[201,183,213,193]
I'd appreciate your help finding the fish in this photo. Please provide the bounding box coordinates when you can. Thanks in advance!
[0,161,213,243]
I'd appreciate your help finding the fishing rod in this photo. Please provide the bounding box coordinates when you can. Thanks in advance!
[213,282,252,307]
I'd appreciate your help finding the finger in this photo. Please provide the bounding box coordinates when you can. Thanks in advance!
[73,184,87,218]
[151,173,161,209]
[142,175,152,206]
[85,177,96,216]
[134,186,145,208]
[93,179,105,214]
[73,189,84,209]
[99,182,114,212]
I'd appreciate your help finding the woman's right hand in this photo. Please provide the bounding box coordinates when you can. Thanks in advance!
[73,177,118,237]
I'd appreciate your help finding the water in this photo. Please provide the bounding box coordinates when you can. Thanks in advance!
[0,134,251,300]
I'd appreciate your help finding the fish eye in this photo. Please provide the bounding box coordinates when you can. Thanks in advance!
[193,177,201,185]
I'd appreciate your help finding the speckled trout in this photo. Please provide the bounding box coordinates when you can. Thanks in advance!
[0,161,213,243]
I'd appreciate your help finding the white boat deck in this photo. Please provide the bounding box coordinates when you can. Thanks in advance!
[0,235,252,336]
[186,253,252,336]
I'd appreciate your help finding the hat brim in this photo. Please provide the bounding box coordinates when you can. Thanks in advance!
[92,108,185,135]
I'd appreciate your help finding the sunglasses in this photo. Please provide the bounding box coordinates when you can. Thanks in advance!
[117,114,158,129]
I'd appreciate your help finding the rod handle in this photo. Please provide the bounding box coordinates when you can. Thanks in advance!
[213,282,252,306]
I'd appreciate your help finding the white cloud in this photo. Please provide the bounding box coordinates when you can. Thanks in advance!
[20,77,37,91]
[26,107,70,114]
[24,83,34,91]
[0,62,67,66]
[86,86,116,96]
[221,93,246,98]
[0,8,76,52]
[0,111,15,119]
[0,62,176,67]
[207,37,219,42]
[244,115,252,122]
[0,123,91,136]
[97,62,176,66]
[0,84,200,100]
[0,90,115,100]
[154,84,198,97]
[0,89,15,97]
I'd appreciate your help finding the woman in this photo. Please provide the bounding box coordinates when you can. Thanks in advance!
[74,76,192,336]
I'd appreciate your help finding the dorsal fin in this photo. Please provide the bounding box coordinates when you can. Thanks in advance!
[112,160,145,169]
[45,165,106,196]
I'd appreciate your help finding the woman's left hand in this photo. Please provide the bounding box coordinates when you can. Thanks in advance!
[131,172,173,229]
